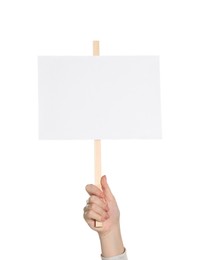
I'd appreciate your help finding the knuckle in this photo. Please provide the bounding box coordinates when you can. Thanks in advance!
[86,211,90,218]
[87,209,93,217]
[89,195,95,203]
[85,184,90,192]
[89,204,95,210]
[87,204,92,211]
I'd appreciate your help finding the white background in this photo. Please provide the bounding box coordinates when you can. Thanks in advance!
[0,1,202,260]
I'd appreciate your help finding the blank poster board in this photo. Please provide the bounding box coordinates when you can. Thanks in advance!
[38,56,161,139]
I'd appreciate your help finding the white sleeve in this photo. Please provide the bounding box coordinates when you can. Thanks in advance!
[101,250,128,260]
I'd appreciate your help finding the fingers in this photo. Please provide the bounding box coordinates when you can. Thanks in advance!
[84,177,113,229]
[85,184,104,198]
[101,175,114,200]
[84,195,109,217]
[84,204,109,222]
[85,175,114,205]
[84,190,109,226]
[87,195,109,212]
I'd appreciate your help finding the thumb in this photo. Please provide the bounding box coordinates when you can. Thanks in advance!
[101,175,114,200]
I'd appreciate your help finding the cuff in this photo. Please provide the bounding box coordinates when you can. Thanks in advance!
[101,249,128,260]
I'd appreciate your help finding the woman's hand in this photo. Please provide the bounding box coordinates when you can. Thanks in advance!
[84,175,125,258]
[83,175,120,237]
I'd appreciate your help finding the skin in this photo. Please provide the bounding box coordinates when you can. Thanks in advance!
[84,175,125,258]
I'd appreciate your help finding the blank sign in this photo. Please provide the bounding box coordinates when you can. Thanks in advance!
[38,56,161,139]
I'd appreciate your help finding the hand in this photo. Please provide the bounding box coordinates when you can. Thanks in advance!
[84,175,120,237]
[84,175,125,258]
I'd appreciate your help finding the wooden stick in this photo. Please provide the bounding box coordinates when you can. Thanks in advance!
[94,140,101,188]
[93,41,103,228]
[93,40,100,56]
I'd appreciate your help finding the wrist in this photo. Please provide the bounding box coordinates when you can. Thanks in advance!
[99,223,120,239]
[99,224,125,258]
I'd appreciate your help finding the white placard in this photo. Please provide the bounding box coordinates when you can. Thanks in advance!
[38,56,161,139]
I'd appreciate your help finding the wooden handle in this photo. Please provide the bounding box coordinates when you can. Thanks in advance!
[94,140,101,188]
[93,40,100,56]
[94,140,102,228]
[93,41,102,228]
